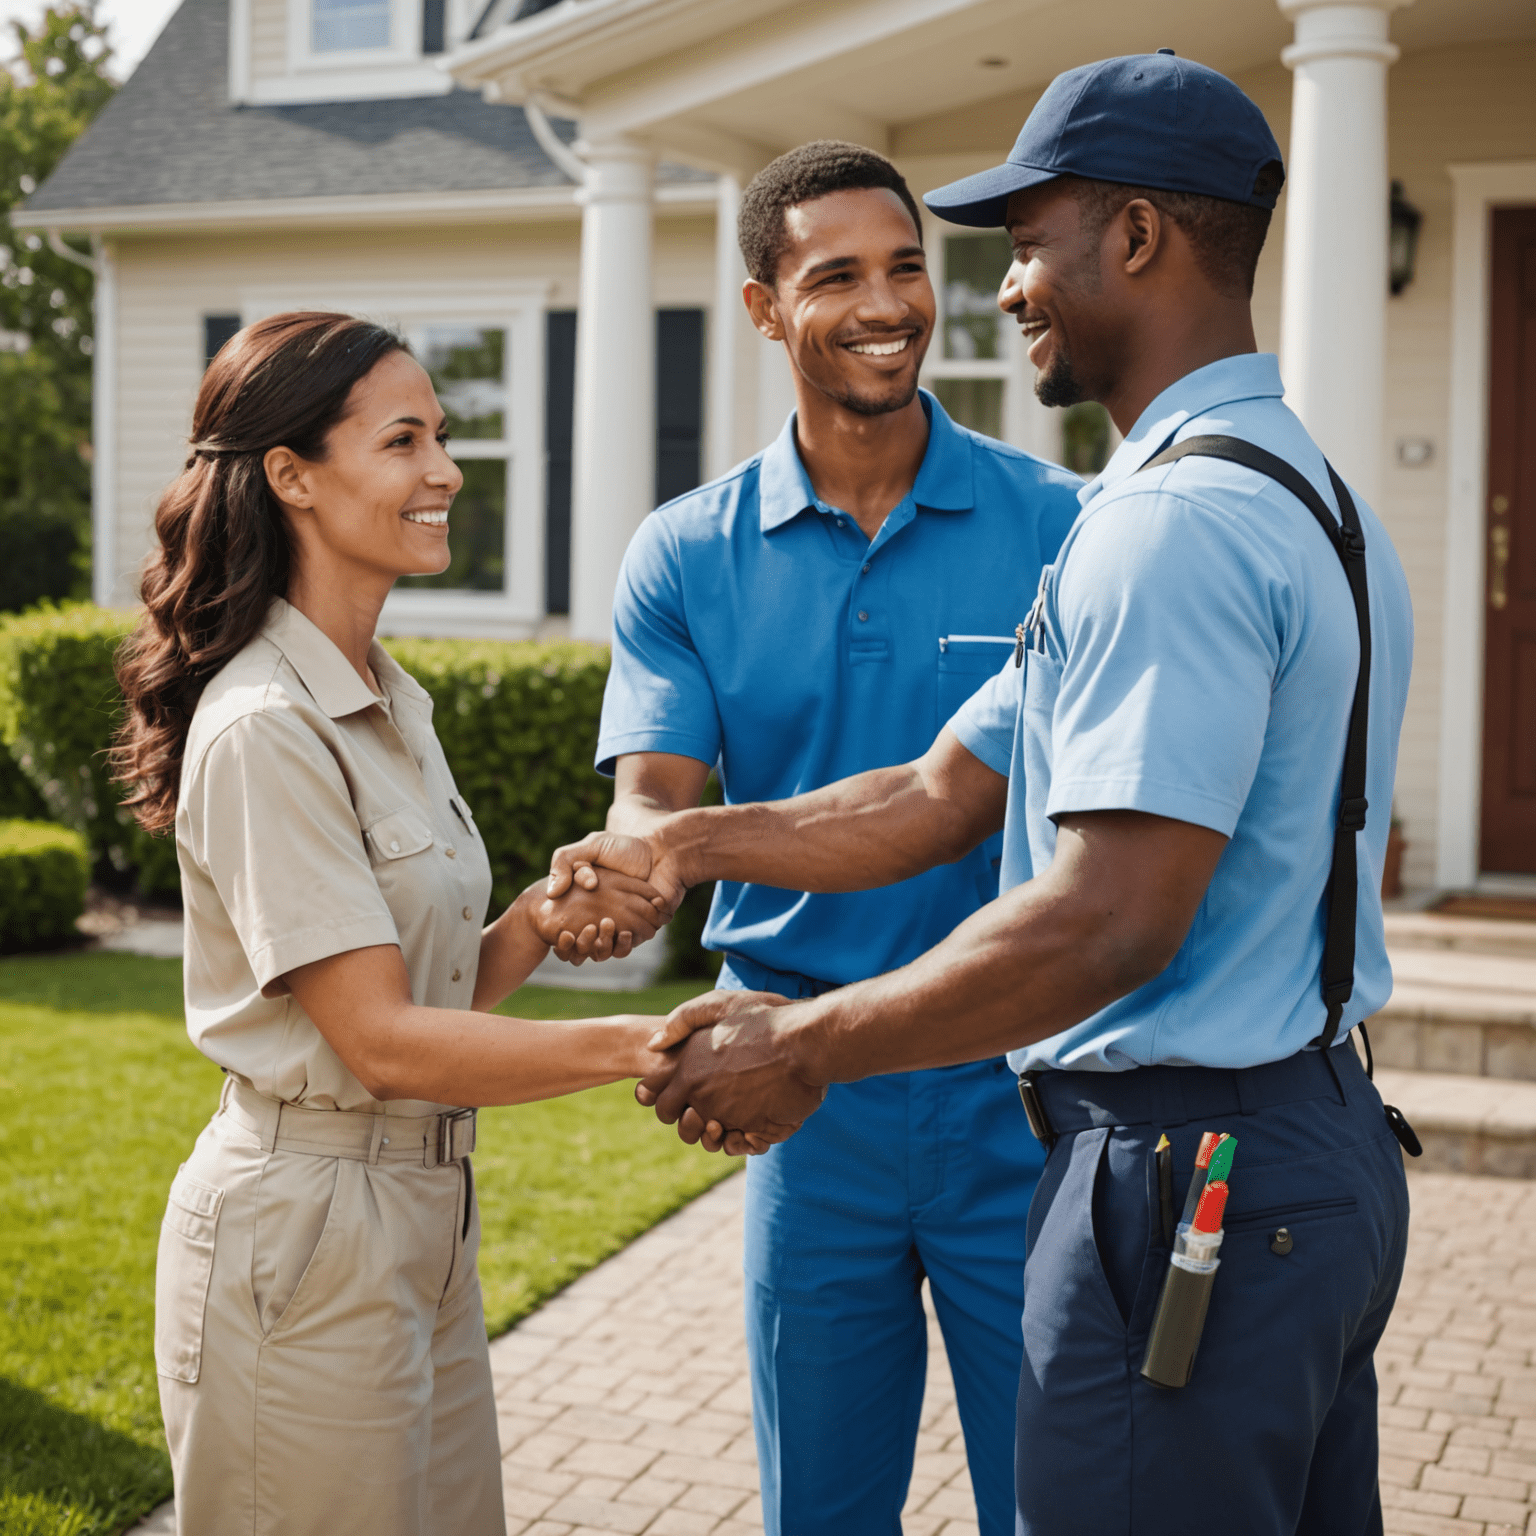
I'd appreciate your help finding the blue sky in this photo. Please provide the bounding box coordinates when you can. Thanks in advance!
[1,0,182,81]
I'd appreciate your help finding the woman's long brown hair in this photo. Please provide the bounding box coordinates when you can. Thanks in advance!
[113,311,406,832]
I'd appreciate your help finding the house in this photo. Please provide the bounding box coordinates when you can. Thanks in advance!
[13,0,1536,896]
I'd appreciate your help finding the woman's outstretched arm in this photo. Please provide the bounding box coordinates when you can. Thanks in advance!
[284,941,672,1107]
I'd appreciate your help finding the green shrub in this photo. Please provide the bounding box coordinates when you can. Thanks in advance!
[0,507,83,615]
[0,820,88,951]
[383,638,613,912]
[0,603,159,889]
[0,608,620,912]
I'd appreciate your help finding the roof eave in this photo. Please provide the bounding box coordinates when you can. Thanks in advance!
[11,180,717,236]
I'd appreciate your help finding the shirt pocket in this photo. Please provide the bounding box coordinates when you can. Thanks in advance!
[937,635,1016,732]
[362,807,435,867]
[154,1167,223,1383]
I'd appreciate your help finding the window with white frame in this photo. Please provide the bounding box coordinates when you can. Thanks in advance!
[241,285,549,634]
[312,0,392,52]
[924,230,1016,442]
[399,325,509,593]
[922,228,1115,473]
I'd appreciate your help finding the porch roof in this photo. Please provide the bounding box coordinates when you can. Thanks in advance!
[449,0,1536,174]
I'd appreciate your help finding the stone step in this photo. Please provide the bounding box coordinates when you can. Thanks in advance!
[1384,909,1536,958]
[1374,1067,1536,1178]
[1370,934,1536,1081]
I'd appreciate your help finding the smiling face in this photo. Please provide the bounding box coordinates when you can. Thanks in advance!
[265,348,464,589]
[747,186,934,417]
[998,180,1119,409]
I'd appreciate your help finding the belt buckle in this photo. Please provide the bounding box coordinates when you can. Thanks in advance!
[1017,1072,1058,1151]
[437,1108,477,1164]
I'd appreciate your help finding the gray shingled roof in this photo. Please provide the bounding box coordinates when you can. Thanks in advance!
[26,0,706,214]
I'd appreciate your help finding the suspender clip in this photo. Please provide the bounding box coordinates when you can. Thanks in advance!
[1338,796,1369,832]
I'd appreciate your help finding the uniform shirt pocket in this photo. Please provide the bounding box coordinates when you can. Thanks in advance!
[937,636,1017,732]
[154,1168,224,1383]
[362,808,435,865]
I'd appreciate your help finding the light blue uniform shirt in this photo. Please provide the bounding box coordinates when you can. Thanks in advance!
[598,391,1082,985]
[951,354,1413,1073]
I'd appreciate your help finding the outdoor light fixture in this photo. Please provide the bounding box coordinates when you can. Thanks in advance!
[1389,180,1421,296]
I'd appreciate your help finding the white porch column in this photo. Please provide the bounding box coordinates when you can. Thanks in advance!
[569,133,655,642]
[1277,0,1407,511]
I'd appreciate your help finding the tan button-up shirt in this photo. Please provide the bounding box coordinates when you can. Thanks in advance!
[177,599,494,1113]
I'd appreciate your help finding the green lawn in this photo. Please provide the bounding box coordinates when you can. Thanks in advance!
[0,952,722,1536]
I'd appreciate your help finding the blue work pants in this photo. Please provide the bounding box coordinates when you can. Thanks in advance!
[1017,1043,1410,1535]
[726,953,1045,1536]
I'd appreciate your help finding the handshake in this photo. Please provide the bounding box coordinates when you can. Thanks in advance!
[536,826,827,1158]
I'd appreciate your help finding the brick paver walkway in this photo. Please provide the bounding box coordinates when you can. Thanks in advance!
[1377,1173,1536,1536]
[133,1166,1536,1535]
[490,1169,1536,1536]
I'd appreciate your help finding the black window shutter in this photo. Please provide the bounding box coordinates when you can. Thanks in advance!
[655,308,705,507]
[544,310,577,615]
[203,313,241,370]
[542,307,706,616]
[421,0,446,53]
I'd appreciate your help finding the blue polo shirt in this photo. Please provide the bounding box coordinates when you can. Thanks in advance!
[951,354,1414,1072]
[598,391,1082,985]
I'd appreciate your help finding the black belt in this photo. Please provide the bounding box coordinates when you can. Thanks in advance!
[1017,1047,1353,1150]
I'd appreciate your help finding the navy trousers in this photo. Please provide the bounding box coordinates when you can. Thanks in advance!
[1015,1043,1410,1536]
[724,956,1045,1536]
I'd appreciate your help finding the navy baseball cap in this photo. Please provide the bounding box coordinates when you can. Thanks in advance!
[924,50,1284,229]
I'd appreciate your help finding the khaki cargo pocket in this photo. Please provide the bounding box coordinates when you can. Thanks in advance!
[154,1167,224,1383]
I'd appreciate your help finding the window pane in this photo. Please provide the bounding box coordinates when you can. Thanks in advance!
[400,458,506,592]
[932,378,1004,441]
[312,0,391,53]
[1061,402,1113,476]
[942,233,1013,361]
[423,325,506,440]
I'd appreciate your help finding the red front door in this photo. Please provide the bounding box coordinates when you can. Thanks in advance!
[1481,206,1536,872]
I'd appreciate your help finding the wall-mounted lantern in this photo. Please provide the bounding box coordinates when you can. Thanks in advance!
[1389,180,1421,296]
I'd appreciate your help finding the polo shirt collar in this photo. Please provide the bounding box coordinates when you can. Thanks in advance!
[261,598,426,721]
[757,389,975,534]
[1080,352,1286,507]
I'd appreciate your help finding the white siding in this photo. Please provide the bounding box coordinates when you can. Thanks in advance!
[251,0,286,80]
[107,215,719,621]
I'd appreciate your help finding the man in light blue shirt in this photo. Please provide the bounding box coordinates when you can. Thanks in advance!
[588,141,1080,1536]
[555,52,1415,1536]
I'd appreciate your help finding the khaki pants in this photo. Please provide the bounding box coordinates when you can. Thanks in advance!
[154,1082,504,1535]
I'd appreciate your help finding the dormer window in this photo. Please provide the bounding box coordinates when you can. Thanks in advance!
[312,0,392,53]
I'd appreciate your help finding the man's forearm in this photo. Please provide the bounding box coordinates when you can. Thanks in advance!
[660,753,1000,895]
[774,812,1226,1084]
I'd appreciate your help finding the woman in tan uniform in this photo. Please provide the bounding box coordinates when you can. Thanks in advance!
[113,311,679,1535]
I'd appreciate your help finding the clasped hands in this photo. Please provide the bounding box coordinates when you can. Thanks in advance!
[543,829,826,1156]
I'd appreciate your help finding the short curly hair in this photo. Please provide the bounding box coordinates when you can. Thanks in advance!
[738,141,924,288]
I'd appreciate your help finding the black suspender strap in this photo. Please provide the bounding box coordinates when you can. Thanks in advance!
[1137,435,1370,1052]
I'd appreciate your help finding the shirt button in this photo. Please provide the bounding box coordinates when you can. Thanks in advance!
[835,518,844,528]
[462,906,473,921]
[451,967,462,983]
[445,847,457,859]
[858,611,869,622]
[389,840,400,853]
[862,563,871,574]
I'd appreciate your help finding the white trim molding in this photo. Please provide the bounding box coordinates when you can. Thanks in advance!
[229,0,253,105]
[1437,160,1536,888]
[91,236,118,608]
[9,181,714,238]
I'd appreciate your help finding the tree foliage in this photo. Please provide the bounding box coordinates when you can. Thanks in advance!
[0,6,116,603]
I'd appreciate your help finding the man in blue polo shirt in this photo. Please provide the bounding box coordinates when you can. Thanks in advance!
[556,55,1415,1535]
[587,142,1080,1535]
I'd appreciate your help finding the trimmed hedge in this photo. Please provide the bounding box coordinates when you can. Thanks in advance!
[0,605,617,912]
[0,819,89,951]
[381,637,614,912]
